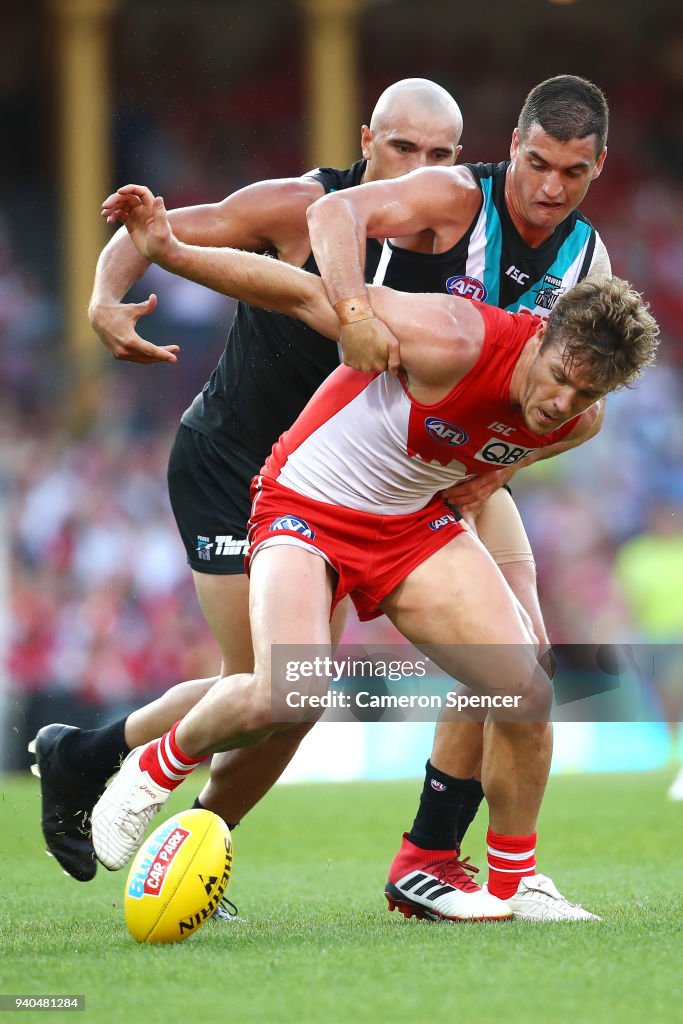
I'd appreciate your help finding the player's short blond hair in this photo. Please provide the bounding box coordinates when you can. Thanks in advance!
[542,276,659,392]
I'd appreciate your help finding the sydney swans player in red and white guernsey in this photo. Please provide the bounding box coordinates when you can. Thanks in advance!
[94,185,657,918]
[248,302,597,620]
[262,304,581,518]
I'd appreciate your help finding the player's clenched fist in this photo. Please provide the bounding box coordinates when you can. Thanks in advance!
[338,318,401,375]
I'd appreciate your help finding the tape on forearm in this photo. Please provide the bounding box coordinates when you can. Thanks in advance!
[333,295,376,325]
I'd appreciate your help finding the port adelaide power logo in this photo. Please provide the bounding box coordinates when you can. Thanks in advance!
[534,272,564,311]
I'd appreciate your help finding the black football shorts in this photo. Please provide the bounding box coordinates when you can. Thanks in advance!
[167,424,261,575]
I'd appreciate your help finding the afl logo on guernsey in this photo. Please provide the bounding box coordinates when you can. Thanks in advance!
[425,417,468,446]
[446,275,487,301]
[269,515,316,539]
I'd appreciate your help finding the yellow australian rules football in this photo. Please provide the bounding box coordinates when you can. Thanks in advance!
[124,808,233,943]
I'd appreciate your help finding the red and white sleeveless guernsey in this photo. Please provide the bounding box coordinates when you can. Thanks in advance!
[262,303,576,513]
[247,303,579,620]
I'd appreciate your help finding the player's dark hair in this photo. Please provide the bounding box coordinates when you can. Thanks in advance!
[541,276,659,393]
[518,75,608,154]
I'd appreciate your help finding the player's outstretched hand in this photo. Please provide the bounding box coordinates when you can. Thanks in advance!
[339,318,401,375]
[101,185,175,266]
[89,293,180,365]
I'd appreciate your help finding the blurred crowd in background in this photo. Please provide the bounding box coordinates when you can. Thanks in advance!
[2,1,683,765]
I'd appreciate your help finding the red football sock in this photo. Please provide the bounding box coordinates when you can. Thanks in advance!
[486,827,537,900]
[139,722,204,791]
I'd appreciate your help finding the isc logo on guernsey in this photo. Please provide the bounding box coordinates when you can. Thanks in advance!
[425,417,468,446]
[446,275,487,301]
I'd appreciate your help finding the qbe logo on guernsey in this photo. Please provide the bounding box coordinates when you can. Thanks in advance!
[474,438,536,466]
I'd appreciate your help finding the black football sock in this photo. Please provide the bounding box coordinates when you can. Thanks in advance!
[407,760,469,851]
[191,795,239,832]
[454,778,485,846]
[62,717,130,784]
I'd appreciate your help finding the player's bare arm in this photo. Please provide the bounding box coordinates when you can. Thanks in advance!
[108,185,339,341]
[105,185,486,388]
[307,165,480,300]
[90,176,325,364]
[306,166,480,376]
[366,284,484,394]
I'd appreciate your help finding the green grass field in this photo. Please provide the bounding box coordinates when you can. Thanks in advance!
[1,769,681,1024]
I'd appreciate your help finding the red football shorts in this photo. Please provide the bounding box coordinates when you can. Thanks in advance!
[247,476,468,621]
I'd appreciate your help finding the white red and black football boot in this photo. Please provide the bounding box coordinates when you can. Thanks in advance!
[385,833,511,921]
